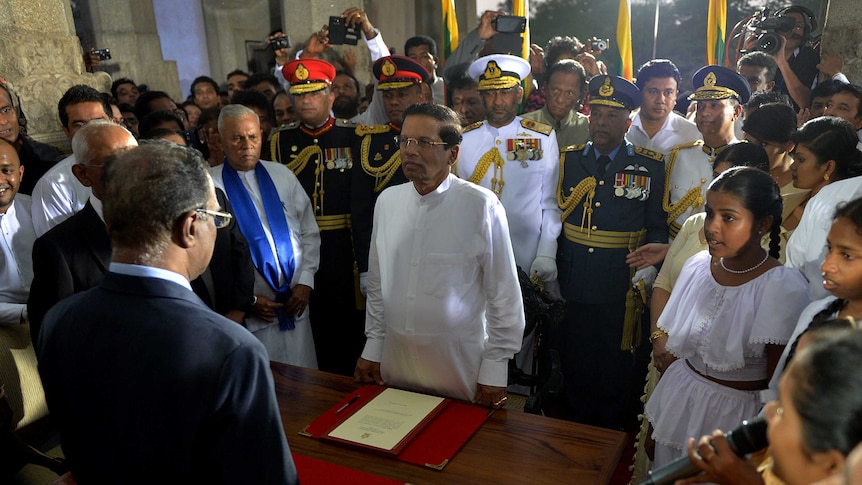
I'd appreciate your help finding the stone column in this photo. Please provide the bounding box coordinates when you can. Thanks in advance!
[820,0,862,83]
[75,0,181,100]
[0,0,112,150]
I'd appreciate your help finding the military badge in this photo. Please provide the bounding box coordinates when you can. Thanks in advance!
[296,63,309,81]
[381,59,396,77]
[614,164,651,201]
[507,138,542,167]
[324,147,353,170]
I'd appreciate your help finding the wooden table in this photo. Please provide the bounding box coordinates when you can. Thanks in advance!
[273,362,627,485]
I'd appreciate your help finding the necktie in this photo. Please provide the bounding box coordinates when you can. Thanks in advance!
[597,155,612,177]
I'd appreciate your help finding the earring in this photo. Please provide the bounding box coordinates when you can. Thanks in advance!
[824,173,830,181]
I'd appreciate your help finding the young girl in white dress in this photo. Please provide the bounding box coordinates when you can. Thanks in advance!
[646,167,810,468]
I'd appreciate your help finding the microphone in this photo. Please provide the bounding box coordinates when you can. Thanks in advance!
[637,416,768,485]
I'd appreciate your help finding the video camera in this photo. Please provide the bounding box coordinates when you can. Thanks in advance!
[746,8,798,56]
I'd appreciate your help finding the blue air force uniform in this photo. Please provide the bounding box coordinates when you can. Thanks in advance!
[556,75,668,430]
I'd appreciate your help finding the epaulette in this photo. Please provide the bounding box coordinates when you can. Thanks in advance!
[634,146,664,162]
[355,123,391,136]
[463,121,483,133]
[276,120,301,132]
[336,118,357,128]
[520,118,553,136]
[561,143,586,152]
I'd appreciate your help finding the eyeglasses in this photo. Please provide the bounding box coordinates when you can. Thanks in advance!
[195,208,233,228]
[394,135,448,150]
[746,135,776,148]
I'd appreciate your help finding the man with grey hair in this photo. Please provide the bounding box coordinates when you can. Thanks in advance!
[354,103,525,407]
[211,104,320,368]
[37,143,299,483]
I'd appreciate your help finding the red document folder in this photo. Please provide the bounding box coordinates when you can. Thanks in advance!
[293,453,407,484]
[300,385,491,470]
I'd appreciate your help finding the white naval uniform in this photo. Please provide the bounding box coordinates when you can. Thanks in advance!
[663,139,737,239]
[211,161,321,369]
[456,116,562,271]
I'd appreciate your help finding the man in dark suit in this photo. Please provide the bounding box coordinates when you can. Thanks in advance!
[27,121,255,342]
[37,142,298,484]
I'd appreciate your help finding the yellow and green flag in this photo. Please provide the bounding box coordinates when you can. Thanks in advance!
[707,0,727,66]
[442,0,459,60]
[513,0,531,101]
[616,0,633,80]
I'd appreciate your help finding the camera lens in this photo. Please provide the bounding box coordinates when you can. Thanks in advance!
[756,33,782,56]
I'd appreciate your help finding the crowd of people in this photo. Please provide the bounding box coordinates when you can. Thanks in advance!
[3,3,862,483]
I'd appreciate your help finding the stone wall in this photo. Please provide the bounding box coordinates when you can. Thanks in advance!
[821,0,862,83]
[0,0,111,151]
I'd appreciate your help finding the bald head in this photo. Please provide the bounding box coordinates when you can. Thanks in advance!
[71,120,137,199]
[0,139,23,213]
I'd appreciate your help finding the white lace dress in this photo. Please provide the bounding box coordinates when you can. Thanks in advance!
[645,251,810,468]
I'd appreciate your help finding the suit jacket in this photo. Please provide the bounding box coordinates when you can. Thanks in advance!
[37,272,298,484]
[28,192,255,343]
[28,202,109,342]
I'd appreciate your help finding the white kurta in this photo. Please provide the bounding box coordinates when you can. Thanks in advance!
[30,155,91,237]
[456,117,561,271]
[360,175,525,401]
[785,175,862,299]
[0,196,35,324]
[627,111,701,158]
[211,161,321,368]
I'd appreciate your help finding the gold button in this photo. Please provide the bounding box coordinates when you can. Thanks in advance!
[591,225,597,230]
[674,184,679,189]
[598,180,605,186]
[313,139,319,144]
[595,202,601,207]
[496,140,501,146]
[700,178,706,183]
[588,248,594,253]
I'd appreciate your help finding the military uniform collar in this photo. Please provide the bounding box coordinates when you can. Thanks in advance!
[300,116,335,137]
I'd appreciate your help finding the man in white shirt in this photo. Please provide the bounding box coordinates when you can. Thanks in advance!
[211,105,320,368]
[30,85,112,236]
[0,139,35,325]
[405,35,445,104]
[354,103,524,407]
[626,59,700,158]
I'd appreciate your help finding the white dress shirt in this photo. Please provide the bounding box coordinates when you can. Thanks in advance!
[456,117,562,271]
[211,161,321,368]
[627,111,701,157]
[30,154,90,237]
[0,196,36,324]
[361,175,525,400]
[786,175,862,299]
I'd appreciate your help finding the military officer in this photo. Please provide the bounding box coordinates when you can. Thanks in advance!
[556,75,667,430]
[457,54,561,280]
[664,66,750,239]
[270,58,363,375]
[352,56,429,286]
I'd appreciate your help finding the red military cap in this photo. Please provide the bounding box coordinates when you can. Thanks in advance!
[282,59,336,95]
[372,56,429,91]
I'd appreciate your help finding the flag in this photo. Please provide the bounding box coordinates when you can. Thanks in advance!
[616,0,633,80]
[442,0,459,60]
[707,0,727,66]
[512,0,531,101]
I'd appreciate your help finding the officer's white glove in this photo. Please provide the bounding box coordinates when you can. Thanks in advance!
[359,272,368,297]
[530,256,558,282]
[632,266,658,291]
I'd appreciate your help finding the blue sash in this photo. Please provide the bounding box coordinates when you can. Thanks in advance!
[222,162,296,330]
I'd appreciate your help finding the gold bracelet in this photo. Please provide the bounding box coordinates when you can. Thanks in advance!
[649,329,668,343]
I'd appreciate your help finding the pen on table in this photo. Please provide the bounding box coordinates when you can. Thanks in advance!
[335,395,360,414]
